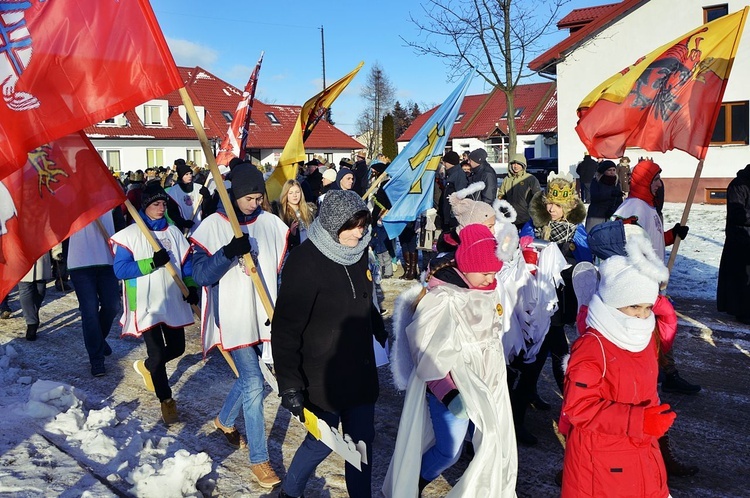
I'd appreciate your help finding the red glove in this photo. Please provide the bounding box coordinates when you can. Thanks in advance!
[643,403,676,437]
[651,294,677,353]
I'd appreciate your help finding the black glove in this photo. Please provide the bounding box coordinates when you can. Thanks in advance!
[184,286,199,306]
[672,223,689,240]
[223,234,251,259]
[280,388,305,422]
[152,248,170,268]
[200,186,211,198]
[180,219,195,230]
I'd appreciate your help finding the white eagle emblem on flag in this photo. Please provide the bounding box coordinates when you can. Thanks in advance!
[0,0,43,111]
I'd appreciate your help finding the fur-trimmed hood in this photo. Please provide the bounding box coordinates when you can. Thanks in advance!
[529,190,587,227]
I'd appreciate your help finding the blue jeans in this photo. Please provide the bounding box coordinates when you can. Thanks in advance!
[18,281,46,325]
[70,266,121,369]
[420,393,471,481]
[218,345,269,465]
[283,403,375,498]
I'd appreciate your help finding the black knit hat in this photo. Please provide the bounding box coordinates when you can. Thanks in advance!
[231,162,265,198]
[469,148,488,163]
[141,183,169,209]
[176,162,192,179]
[597,160,617,174]
[443,151,460,166]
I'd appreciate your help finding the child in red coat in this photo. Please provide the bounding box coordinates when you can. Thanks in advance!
[561,248,673,498]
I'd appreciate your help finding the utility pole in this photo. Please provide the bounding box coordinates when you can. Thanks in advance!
[320,25,326,90]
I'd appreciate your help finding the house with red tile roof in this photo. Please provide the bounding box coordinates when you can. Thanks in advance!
[529,0,750,202]
[85,66,363,174]
[397,82,558,175]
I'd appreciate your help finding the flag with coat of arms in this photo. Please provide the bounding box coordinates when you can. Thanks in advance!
[382,73,472,239]
[575,7,748,160]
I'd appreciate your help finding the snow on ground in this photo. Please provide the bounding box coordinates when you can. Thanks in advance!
[0,344,212,497]
[0,201,741,497]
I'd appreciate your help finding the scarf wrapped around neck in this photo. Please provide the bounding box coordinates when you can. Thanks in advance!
[308,218,372,266]
[586,294,655,352]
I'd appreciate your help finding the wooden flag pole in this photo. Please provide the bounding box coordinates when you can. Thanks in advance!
[362,172,388,201]
[124,198,238,376]
[178,88,275,321]
[665,158,704,278]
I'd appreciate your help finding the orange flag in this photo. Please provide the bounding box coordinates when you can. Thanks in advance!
[576,7,748,160]
[266,62,363,200]
[0,132,125,301]
[0,0,182,179]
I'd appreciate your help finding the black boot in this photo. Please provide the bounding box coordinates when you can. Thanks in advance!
[25,324,38,341]
[278,489,304,498]
[661,371,701,395]
[399,253,412,280]
[659,433,699,477]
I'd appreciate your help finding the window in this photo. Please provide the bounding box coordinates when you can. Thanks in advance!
[711,101,749,145]
[98,150,121,171]
[221,111,233,122]
[186,149,202,166]
[144,105,162,125]
[185,112,192,126]
[704,4,728,23]
[500,107,524,119]
[102,117,116,124]
[146,149,164,167]
[455,112,465,123]
[266,112,280,125]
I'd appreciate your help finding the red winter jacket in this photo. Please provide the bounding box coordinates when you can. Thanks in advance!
[560,329,669,498]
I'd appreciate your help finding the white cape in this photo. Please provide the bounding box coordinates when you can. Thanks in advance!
[383,284,517,497]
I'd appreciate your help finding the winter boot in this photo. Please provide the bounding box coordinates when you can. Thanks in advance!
[418,476,431,496]
[659,433,699,477]
[161,398,178,425]
[25,323,38,341]
[399,254,410,280]
[661,371,701,394]
[250,461,281,489]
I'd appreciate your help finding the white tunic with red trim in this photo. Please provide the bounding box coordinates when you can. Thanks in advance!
[168,184,202,233]
[190,211,288,354]
[110,224,194,337]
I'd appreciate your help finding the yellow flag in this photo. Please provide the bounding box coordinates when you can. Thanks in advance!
[266,62,364,200]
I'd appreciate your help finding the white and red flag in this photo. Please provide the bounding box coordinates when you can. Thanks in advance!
[0,132,125,301]
[0,0,182,179]
[215,51,264,167]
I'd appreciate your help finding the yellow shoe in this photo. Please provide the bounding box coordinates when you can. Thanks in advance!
[161,398,178,425]
[250,461,281,489]
[133,360,155,392]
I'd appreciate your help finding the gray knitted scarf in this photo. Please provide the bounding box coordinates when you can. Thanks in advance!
[308,218,372,266]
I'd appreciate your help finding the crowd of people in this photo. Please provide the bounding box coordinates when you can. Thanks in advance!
[2,147,728,498]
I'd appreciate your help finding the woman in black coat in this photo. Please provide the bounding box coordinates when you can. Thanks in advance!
[717,164,750,324]
[585,160,623,232]
[272,189,387,498]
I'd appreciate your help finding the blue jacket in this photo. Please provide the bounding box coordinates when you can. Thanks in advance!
[112,211,193,280]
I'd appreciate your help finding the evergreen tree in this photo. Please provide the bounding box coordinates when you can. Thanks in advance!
[392,101,410,138]
[381,114,397,161]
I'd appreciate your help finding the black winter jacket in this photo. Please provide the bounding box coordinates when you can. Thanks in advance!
[272,239,387,413]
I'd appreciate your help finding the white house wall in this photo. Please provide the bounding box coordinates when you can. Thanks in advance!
[90,139,203,173]
[556,0,750,179]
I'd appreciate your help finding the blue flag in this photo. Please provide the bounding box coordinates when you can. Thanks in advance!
[382,73,472,239]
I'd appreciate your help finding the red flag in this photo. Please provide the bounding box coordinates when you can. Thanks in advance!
[0,132,126,301]
[0,0,182,179]
[216,51,264,167]
[575,8,748,160]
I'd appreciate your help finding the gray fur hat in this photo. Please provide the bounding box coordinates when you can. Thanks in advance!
[319,190,368,239]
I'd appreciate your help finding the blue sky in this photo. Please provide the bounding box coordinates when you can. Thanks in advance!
[150,0,605,135]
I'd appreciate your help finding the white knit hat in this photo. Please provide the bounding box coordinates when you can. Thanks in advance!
[596,226,670,309]
[449,182,496,231]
